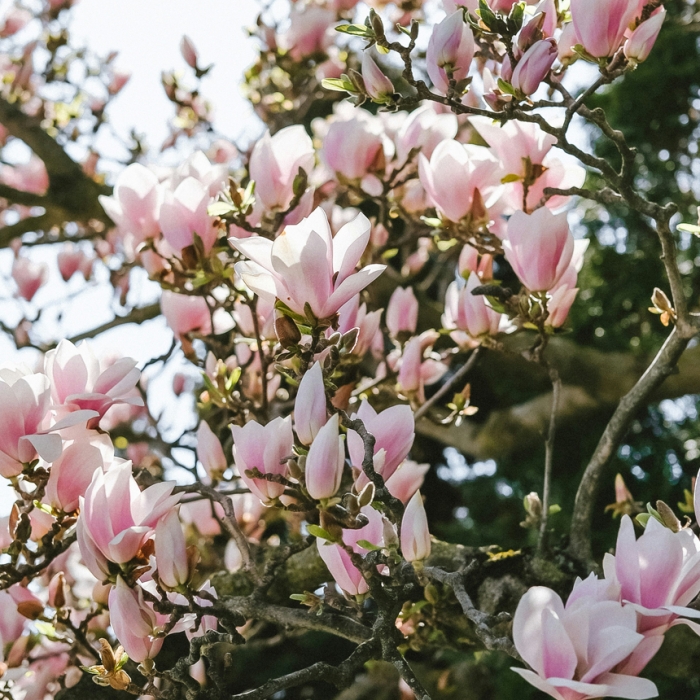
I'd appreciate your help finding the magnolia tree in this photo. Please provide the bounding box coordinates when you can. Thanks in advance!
[0,0,699,698]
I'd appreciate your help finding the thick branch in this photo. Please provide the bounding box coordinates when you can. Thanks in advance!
[569,328,694,564]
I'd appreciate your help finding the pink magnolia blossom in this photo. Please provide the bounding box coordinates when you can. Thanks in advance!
[155,509,190,589]
[624,9,666,64]
[570,0,642,58]
[231,208,385,321]
[335,294,383,357]
[0,7,32,37]
[57,243,92,282]
[395,103,458,164]
[426,11,475,94]
[77,461,181,579]
[510,38,557,96]
[283,5,334,59]
[396,335,448,402]
[546,286,579,329]
[385,460,430,503]
[108,577,165,662]
[0,155,48,194]
[160,177,218,254]
[196,421,228,480]
[401,491,431,562]
[180,35,198,69]
[512,585,658,700]
[458,245,493,280]
[603,515,700,638]
[316,505,383,596]
[161,291,213,338]
[348,399,414,488]
[0,591,26,647]
[294,362,328,446]
[249,126,315,211]
[98,163,162,245]
[44,339,142,420]
[386,287,419,338]
[469,116,556,182]
[419,140,501,223]
[0,367,97,478]
[321,109,388,184]
[503,208,574,292]
[305,413,345,499]
[45,429,113,513]
[443,274,502,341]
[12,256,48,302]
[558,21,581,62]
[232,416,294,503]
[362,51,394,103]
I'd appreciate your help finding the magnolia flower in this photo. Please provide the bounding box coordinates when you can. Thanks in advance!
[0,367,97,478]
[98,163,162,245]
[395,103,458,164]
[385,460,430,504]
[161,291,213,339]
[45,430,114,513]
[401,492,431,562]
[503,209,574,292]
[231,416,294,503]
[231,208,385,321]
[443,274,502,342]
[316,506,383,596]
[196,421,228,480]
[510,38,557,95]
[77,461,181,579]
[305,413,345,500]
[512,585,658,700]
[294,362,328,446]
[44,339,142,420]
[624,9,666,64]
[386,287,419,337]
[603,515,700,638]
[108,578,165,662]
[570,0,642,58]
[419,140,501,223]
[348,400,415,488]
[155,509,191,589]
[362,51,394,103]
[335,294,383,357]
[159,177,218,254]
[249,126,315,211]
[426,11,475,94]
[12,256,48,302]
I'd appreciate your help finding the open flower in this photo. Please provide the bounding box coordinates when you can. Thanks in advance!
[231,207,385,321]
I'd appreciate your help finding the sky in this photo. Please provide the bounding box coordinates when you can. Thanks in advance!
[70,0,262,153]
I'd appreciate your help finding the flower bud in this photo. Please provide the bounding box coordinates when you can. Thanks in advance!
[511,38,557,96]
[180,35,199,69]
[625,9,666,64]
[361,51,394,104]
[401,491,431,562]
[155,510,191,589]
[386,287,419,337]
[294,362,328,446]
[197,421,228,481]
[305,414,345,500]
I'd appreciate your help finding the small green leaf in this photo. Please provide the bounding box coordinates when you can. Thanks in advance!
[289,594,307,601]
[357,539,382,551]
[497,78,516,95]
[548,504,561,515]
[335,23,374,37]
[421,216,443,228]
[322,77,355,93]
[208,201,236,217]
[677,223,700,236]
[501,173,521,184]
[307,524,334,541]
[381,248,399,260]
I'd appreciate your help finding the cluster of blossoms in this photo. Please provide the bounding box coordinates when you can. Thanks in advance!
[0,0,686,697]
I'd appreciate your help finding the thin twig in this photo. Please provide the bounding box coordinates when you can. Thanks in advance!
[414,347,480,421]
[538,369,561,555]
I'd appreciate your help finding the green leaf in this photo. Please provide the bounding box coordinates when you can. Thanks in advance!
[548,504,561,515]
[307,524,335,541]
[208,201,236,217]
[322,77,355,93]
[497,78,516,95]
[335,23,374,37]
[381,248,399,260]
[357,539,382,551]
[289,594,307,601]
[677,223,700,236]
[421,216,443,228]
[501,173,521,184]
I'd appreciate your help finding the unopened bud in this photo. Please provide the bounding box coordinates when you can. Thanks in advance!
[656,500,681,533]
[48,572,66,609]
[358,482,375,508]
[424,583,440,605]
[275,315,302,347]
[382,517,399,548]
